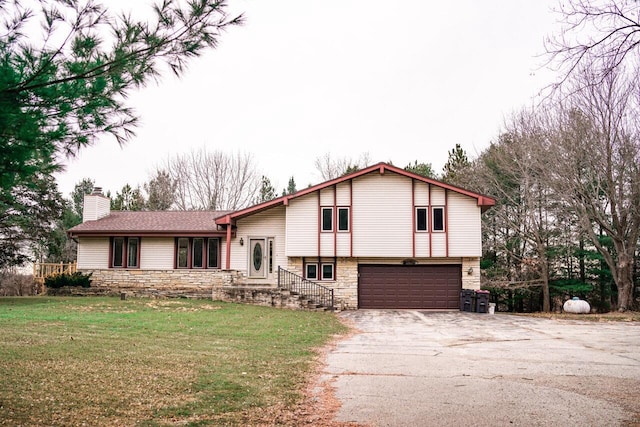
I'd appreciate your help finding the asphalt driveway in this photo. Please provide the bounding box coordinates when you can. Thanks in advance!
[322,310,640,426]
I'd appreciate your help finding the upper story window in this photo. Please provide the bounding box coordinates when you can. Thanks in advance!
[321,207,333,231]
[177,238,220,269]
[111,237,139,268]
[416,207,428,231]
[432,207,445,232]
[338,207,349,232]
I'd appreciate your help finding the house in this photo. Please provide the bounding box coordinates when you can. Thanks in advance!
[68,162,495,309]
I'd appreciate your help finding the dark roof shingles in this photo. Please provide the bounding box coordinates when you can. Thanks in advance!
[69,211,231,234]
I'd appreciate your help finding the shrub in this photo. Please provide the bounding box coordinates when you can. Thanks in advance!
[45,272,92,289]
[0,272,36,296]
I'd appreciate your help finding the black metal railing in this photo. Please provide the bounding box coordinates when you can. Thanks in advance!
[277,267,334,311]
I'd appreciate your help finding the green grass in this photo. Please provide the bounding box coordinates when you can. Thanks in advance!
[0,297,348,426]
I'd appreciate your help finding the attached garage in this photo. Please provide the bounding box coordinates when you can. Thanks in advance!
[358,264,462,309]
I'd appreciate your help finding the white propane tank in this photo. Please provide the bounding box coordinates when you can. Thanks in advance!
[563,297,591,314]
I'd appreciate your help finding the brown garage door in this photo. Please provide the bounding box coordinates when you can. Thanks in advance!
[358,265,461,309]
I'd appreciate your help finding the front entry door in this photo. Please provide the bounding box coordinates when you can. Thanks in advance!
[249,238,267,278]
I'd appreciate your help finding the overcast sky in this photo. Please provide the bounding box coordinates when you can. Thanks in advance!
[55,0,561,198]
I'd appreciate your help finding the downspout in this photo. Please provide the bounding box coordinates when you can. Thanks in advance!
[428,184,432,257]
[225,216,232,270]
[333,184,337,257]
[411,179,416,258]
[445,189,449,257]
[349,179,353,257]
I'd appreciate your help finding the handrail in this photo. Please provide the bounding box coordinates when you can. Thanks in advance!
[33,261,78,282]
[277,266,334,311]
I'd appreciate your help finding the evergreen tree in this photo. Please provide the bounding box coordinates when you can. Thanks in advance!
[282,176,297,196]
[442,144,471,185]
[256,176,276,203]
[404,160,435,178]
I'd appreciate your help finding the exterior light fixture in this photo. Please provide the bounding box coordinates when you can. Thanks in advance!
[467,267,474,275]
[240,238,244,246]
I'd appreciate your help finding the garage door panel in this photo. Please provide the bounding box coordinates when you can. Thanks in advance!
[358,264,461,309]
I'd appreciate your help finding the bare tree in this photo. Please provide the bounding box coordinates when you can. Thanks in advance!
[314,152,371,181]
[163,149,260,210]
[548,68,640,311]
[546,0,640,86]
[476,110,557,312]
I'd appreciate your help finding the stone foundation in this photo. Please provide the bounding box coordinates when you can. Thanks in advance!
[74,268,325,310]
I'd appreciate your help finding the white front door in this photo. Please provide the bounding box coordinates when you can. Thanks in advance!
[249,238,267,278]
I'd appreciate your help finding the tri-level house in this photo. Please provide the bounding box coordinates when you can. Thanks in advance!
[69,162,495,309]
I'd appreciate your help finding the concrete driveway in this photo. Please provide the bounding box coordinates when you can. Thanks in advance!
[322,311,640,426]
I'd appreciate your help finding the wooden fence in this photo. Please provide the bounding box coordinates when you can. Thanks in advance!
[33,261,78,284]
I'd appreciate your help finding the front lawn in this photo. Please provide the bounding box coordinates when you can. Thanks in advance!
[0,297,348,426]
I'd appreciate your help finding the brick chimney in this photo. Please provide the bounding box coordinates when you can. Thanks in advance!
[82,186,111,222]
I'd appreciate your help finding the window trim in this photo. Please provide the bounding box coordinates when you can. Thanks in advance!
[321,263,335,281]
[111,237,140,269]
[432,206,445,232]
[416,207,428,232]
[305,263,318,280]
[321,207,333,232]
[176,237,222,270]
[207,238,220,269]
[127,237,139,268]
[337,207,350,232]
[192,237,205,269]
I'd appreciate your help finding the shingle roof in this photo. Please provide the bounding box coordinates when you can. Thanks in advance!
[69,210,231,236]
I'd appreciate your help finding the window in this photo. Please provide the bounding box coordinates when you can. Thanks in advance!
[127,238,139,268]
[433,207,445,231]
[207,238,219,268]
[306,263,318,280]
[111,237,139,268]
[321,263,334,280]
[321,207,333,231]
[113,237,124,267]
[338,207,349,231]
[177,238,189,268]
[268,239,274,273]
[177,238,221,269]
[192,238,204,268]
[416,207,428,231]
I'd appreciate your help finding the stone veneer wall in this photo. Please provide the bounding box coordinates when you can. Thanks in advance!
[78,269,314,310]
[285,257,358,310]
[80,269,242,298]
[461,257,481,290]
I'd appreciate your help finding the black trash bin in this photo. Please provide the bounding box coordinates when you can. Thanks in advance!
[475,290,490,313]
[460,289,475,312]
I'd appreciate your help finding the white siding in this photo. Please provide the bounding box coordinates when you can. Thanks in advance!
[447,192,482,256]
[320,233,334,257]
[336,182,351,205]
[232,206,286,276]
[414,233,430,257]
[286,193,318,255]
[336,233,351,256]
[431,233,447,257]
[139,238,174,269]
[319,187,334,205]
[82,194,110,222]
[414,182,430,206]
[77,237,109,269]
[352,173,413,257]
[431,186,446,206]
